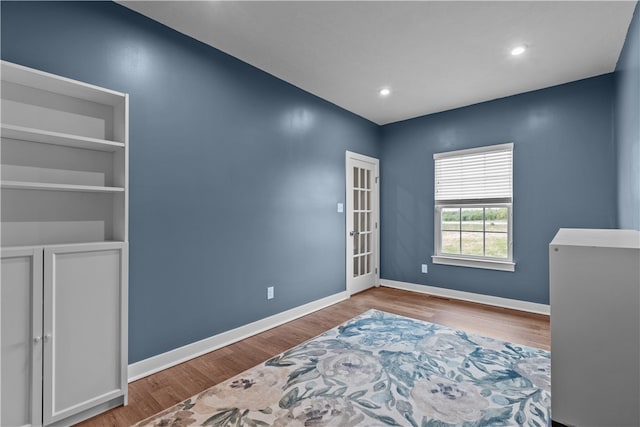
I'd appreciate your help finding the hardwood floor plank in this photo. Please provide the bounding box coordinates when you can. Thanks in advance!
[77,286,549,426]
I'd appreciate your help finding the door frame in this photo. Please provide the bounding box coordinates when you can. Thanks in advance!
[345,151,380,295]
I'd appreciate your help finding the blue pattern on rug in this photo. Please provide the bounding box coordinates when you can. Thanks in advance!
[136,310,550,426]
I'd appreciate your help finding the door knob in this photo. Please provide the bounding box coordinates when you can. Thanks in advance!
[350,231,360,236]
[34,336,41,343]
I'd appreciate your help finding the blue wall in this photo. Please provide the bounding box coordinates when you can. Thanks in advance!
[379,76,617,305]
[615,2,640,230]
[0,1,632,362]
[0,1,379,363]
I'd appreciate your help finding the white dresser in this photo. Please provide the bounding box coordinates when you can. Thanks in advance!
[550,228,640,427]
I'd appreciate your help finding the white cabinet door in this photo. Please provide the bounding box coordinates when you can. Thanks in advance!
[1,248,43,427]
[42,242,127,425]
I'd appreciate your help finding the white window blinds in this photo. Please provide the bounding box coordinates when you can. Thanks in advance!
[434,143,513,203]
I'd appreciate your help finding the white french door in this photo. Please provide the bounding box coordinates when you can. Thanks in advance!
[346,151,379,295]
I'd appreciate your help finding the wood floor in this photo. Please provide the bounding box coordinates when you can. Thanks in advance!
[78,286,549,426]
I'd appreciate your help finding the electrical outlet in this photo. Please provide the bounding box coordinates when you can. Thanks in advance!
[267,286,274,300]
[421,264,428,273]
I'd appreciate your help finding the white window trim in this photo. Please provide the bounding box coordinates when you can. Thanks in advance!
[433,142,513,160]
[432,255,515,272]
[433,143,515,272]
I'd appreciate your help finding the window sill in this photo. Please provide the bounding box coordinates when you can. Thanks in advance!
[432,255,515,272]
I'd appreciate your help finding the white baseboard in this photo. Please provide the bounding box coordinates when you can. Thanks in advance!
[128,283,548,382]
[380,279,550,315]
[128,291,349,382]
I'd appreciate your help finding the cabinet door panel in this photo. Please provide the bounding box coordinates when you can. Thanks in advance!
[1,248,43,427]
[43,243,126,425]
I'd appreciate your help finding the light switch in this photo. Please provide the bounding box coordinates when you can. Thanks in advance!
[337,203,344,213]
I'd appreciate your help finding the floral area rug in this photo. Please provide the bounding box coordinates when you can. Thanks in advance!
[135,310,550,426]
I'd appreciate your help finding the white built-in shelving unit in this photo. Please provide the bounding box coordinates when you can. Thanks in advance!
[1,60,129,427]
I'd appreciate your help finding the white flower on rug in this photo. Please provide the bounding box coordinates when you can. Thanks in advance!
[316,349,381,386]
[416,332,476,359]
[194,365,289,412]
[470,334,510,352]
[514,357,551,390]
[272,397,364,426]
[411,377,489,424]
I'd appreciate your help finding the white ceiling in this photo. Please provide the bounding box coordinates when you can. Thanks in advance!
[119,1,637,125]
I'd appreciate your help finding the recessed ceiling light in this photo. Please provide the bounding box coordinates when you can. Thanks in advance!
[511,45,527,56]
[379,87,391,97]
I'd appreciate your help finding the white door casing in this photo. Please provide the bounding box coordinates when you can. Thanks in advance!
[346,151,379,295]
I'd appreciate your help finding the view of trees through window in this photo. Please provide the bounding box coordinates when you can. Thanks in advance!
[441,207,509,258]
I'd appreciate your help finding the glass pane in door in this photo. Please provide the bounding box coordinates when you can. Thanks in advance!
[352,166,373,278]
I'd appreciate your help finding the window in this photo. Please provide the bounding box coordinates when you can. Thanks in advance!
[432,143,514,271]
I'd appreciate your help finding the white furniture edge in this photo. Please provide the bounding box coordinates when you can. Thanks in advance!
[1,180,125,193]
[381,279,550,315]
[1,124,125,151]
[128,291,349,382]
[1,60,125,105]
